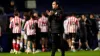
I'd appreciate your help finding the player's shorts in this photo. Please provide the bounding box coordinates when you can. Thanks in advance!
[21,30,27,40]
[27,35,36,42]
[64,34,69,40]
[69,33,76,39]
[24,34,27,40]
[13,33,21,39]
[40,32,48,38]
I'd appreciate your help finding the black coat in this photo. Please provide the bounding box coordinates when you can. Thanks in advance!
[49,7,64,33]
[89,19,98,35]
[79,19,92,38]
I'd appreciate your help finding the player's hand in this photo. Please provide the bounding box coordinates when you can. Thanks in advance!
[10,17,13,22]
[48,11,54,16]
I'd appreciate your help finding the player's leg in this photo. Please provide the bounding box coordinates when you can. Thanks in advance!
[20,30,25,52]
[65,34,71,50]
[15,34,21,54]
[78,35,86,51]
[71,33,76,52]
[98,31,100,50]
[11,34,17,53]
[32,35,36,53]
[78,38,82,50]
[26,35,31,54]
[85,34,91,50]
[20,35,23,52]
[51,33,58,56]
[45,37,48,51]
[40,32,46,52]
[32,42,36,54]
[21,31,27,52]
[94,31,100,51]
[24,34,27,50]
[69,33,73,51]
[43,32,48,52]
[11,39,16,53]
[85,41,91,50]
[41,38,45,52]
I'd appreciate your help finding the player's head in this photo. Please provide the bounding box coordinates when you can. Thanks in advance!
[41,12,46,17]
[81,14,86,20]
[52,1,59,9]
[10,0,15,6]
[71,12,76,16]
[89,14,94,19]
[23,12,28,19]
[33,12,38,17]
[14,11,19,16]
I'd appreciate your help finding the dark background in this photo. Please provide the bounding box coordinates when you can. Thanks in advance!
[0,0,100,13]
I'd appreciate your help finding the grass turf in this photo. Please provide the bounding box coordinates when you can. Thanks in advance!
[0,51,100,56]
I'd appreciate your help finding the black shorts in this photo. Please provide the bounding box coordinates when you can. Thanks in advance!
[27,35,36,42]
[69,33,76,39]
[40,32,48,38]
[13,33,21,39]
[65,34,69,40]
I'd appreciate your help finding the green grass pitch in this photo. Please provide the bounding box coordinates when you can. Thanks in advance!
[0,51,100,56]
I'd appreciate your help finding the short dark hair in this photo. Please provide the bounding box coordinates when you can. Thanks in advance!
[14,11,19,16]
[41,12,46,16]
[89,13,94,16]
[53,1,59,5]
[23,12,28,17]
[71,12,76,16]
[68,12,76,16]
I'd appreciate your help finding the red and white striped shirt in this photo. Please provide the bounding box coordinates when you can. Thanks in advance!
[66,16,79,33]
[9,16,21,33]
[24,18,37,35]
[38,16,48,32]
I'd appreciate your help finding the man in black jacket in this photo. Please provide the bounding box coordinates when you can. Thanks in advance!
[89,14,98,50]
[48,1,65,56]
[79,14,91,50]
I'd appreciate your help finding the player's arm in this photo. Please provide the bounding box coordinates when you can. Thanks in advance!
[24,21,27,31]
[63,20,66,31]
[38,19,42,28]
[9,18,13,29]
[76,19,80,28]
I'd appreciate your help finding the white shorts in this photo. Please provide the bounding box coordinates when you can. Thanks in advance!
[21,31,27,40]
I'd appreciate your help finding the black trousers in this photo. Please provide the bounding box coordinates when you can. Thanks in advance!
[51,33,65,56]
[90,33,98,49]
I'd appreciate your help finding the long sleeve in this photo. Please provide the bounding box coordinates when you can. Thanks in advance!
[9,19,13,29]
[63,21,66,31]
[24,21,27,31]
[63,20,69,34]
[38,19,42,28]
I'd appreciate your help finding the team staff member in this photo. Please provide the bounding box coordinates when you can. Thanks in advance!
[79,14,91,50]
[48,1,65,56]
